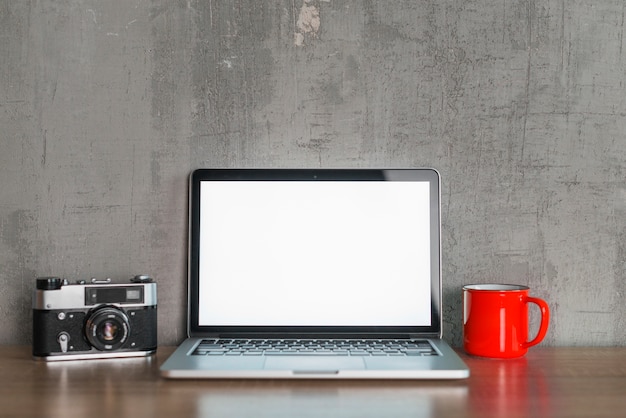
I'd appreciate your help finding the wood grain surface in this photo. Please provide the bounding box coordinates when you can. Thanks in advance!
[1,346,625,418]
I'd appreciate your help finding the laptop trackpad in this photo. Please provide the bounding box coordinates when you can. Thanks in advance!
[264,356,365,373]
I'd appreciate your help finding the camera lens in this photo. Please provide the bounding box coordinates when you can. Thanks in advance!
[101,321,119,341]
[84,306,130,351]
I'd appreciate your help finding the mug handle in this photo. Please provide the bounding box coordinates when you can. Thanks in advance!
[522,297,550,348]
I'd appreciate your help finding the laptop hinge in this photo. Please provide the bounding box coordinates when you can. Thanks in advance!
[408,333,441,339]
[197,334,221,339]
[197,332,439,340]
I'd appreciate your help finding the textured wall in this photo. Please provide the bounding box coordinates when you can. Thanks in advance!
[1,0,625,347]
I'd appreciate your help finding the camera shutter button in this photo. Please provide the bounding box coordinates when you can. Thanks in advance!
[57,332,70,353]
[131,274,153,283]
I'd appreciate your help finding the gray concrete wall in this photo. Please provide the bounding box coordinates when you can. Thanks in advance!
[1,0,625,347]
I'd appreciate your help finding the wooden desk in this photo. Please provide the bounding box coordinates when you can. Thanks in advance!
[1,346,625,418]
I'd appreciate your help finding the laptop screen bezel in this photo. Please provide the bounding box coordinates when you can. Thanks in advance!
[187,168,443,338]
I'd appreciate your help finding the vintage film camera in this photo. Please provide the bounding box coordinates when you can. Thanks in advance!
[32,275,157,361]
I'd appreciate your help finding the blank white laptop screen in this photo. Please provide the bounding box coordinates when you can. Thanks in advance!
[198,180,432,327]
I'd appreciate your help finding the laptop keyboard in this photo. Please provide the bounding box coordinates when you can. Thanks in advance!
[191,338,440,357]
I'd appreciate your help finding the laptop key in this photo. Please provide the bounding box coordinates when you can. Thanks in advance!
[264,351,342,356]
[200,344,223,349]
[404,349,425,356]
[242,351,263,356]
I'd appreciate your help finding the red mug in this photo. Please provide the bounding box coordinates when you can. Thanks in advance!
[463,284,550,358]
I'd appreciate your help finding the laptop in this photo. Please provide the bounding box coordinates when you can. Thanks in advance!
[160,168,469,379]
